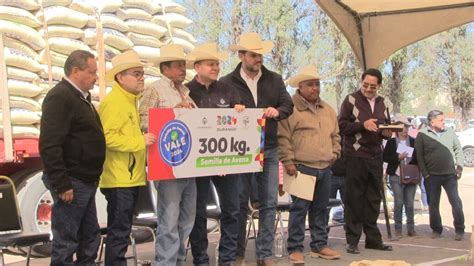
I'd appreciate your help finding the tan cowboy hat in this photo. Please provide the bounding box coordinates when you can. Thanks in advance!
[153,44,193,67]
[186,42,228,68]
[289,64,321,88]
[229,32,274,54]
[106,50,144,82]
[393,114,411,126]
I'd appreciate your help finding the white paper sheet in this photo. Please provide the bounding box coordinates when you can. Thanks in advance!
[397,143,414,158]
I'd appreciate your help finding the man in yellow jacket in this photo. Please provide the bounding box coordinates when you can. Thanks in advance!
[99,50,156,266]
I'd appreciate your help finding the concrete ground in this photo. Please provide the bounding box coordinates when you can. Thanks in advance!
[5,167,474,265]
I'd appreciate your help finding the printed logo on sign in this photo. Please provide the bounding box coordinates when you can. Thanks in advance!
[216,115,238,132]
[159,120,192,166]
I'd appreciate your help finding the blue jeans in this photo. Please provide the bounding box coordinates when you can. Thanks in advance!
[155,178,196,266]
[42,174,100,266]
[388,175,417,231]
[101,187,139,266]
[190,175,240,264]
[420,176,428,208]
[425,174,465,234]
[237,147,279,260]
[287,165,331,253]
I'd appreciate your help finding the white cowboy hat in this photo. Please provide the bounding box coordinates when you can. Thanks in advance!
[106,50,144,82]
[185,42,228,68]
[153,44,193,67]
[229,32,273,55]
[289,64,321,88]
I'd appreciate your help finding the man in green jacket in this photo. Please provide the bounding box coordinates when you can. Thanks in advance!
[99,50,156,265]
[415,109,465,241]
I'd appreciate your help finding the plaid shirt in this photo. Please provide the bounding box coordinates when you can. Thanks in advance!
[138,76,195,131]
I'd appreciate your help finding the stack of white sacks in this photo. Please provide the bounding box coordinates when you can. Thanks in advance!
[0,0,197,138]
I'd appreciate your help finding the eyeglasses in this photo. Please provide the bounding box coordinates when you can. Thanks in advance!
[361,83,378,90]
[124,70,145,79]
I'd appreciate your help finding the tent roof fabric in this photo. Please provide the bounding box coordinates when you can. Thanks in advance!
[315,0,474,69]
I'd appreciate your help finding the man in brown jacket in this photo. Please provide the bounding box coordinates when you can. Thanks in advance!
[278,65,341,264]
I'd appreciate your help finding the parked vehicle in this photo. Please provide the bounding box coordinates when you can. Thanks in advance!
[456,128,474,167]
[444,118,459,131]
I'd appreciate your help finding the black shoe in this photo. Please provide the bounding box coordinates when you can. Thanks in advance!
[365,243,393,251]
[454,233,464,241]
[431,231,442,239]
[346,244,360,254]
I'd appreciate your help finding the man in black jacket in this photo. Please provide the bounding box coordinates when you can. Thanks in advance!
[186,42,245,265]
[220,32,293,266]
[40,50,106,265]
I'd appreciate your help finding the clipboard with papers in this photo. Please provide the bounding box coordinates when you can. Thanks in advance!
[283,171,316,201]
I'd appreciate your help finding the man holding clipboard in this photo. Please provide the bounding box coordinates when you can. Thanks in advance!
[277,65,341,264]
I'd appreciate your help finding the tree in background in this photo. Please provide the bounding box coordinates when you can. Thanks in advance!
[181,1,473,124]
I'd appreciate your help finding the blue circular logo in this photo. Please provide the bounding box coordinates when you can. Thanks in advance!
[158,120,192,166]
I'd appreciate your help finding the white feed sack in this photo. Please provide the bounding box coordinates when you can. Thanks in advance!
[39,6,89,28]
[122,0,153,14]
[48,37,92,55]
[3,36,39,59]
[117,8,153,21]
[69,1,96,15]
[7,79,43,98]
[0,19,45,50]
[96,0,123,13]
[133,45,160,61]
[0,0,40,11]
[126,19,167,39]
[155,13,192,29]
[0,125,40,138]
[0,109,41,125]
[37,49,68,67]
[162,37,195,53]
[127,32,162,48]
[83,28,133,51]
[8,96,42,112]
[40,65,65,81]
[7,67,40,82]
[40,0,73,8]
[39,26,85,40]
[0,6,42,28]
[87,14,130,32]
[4,47,43,73]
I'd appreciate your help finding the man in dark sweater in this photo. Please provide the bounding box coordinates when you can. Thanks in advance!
[220,32,293,266]
[40,50,106,265]
[186,42,244,265]
[415,110,465,241]
[338,68,393,254]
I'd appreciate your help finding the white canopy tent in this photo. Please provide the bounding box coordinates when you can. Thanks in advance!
[315,0,474,69]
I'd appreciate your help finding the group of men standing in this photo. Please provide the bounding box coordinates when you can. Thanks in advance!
[39,31,465,266]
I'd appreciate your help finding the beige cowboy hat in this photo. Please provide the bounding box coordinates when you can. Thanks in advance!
[229,32,274,54]
[186,42,228,68]
[106,50,144,82]
[393,113,411,126]
[153,44,193,67]
[289,64,321,88]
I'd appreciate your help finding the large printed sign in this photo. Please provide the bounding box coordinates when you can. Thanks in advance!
[147,108,266,180]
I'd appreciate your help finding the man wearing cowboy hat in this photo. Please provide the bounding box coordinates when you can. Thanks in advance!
[99,50,156,265]
[138,44,197,266]
[185,42,245,265]
[278,65,341,263]
[220,32,293,265]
